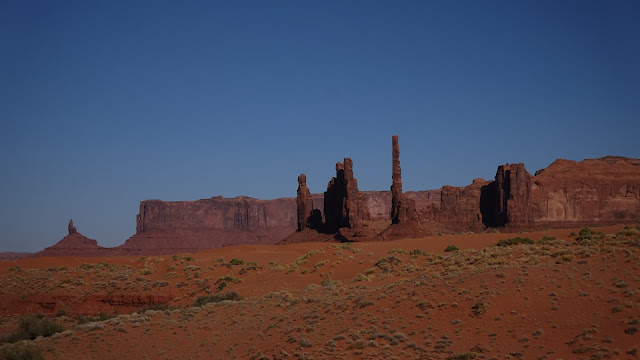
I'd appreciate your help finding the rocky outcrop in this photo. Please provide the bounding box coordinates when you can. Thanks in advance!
[375,136,429,240]
[423,178,488,232]
[323,158,371,233]
[126,196,298,254]
[34,222,111,257]
[477,163,534,228]
[391,135,403,223]
[296,174,313,231]
[29,149,640,255]
[430,157,640,230]
[389,135,420,225]
[68,219,77,234]
[529,156,640,227]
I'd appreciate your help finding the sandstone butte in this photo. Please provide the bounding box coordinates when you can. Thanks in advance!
[22,138,640,258]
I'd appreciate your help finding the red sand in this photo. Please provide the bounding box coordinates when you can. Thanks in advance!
[1,224,639,359]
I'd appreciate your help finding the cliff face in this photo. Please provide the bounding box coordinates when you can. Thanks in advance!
[136,196,296,233]
[426,179,488,232]
[125,196,298,254]
[530,157,640,226]
[433,156,640,230]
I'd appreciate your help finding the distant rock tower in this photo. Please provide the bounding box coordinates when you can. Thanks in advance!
[296,174,313,231]
[391,135,403,223]
[390,136,419,224]
[68,219,77,235]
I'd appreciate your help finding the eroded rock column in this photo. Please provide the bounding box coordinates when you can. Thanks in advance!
[391,136,402,223]
[296,174,313,231]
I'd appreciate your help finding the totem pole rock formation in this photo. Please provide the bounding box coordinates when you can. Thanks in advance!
[296,174,313,231]
[391,136,402,223]
[68,219,77,234]
[390,136,419,224]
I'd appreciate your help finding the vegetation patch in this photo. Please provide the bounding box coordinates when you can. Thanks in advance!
[193,291,243,307]
[0,314,63,344]
[496,237,534,246]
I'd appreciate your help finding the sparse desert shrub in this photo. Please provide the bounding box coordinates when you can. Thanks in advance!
[375,255,401,272]
[496,237,534,246]
[340,242,352,250]
[624,326,638,335]
[409,249,427,256]
[472,302,489,317]
[8,266,22,272]
[216,274,241,284]
[321,274,341,288]
[576,227,604,242]
[312,260,327,272]
[388,248,405,254]
[182,256,193,262]
[229,258,244,265]
[76,312,116,325]
[1,314,64,344]
[0,343,45,360]
[193,291,242,307]
[299,338,313,348]
[451,352,477,360]
[352,273,369,282]
[444,245,459,252]
[617,226,640,237]
[268,261,285,271]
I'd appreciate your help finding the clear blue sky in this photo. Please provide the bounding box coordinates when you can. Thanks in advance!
[1,1,639,252]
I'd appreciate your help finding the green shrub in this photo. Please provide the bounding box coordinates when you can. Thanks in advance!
[496,237,534,246]
[444,245,459,252]
[229,258,244,265]
[0,343,44,360]
[193,291,242,307]
[577,227,594,241]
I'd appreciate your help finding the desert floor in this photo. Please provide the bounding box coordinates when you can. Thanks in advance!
[1,224,639,359]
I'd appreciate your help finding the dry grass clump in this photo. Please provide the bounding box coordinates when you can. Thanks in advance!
[496,237,534,247]
[193,291,243,307]
[0,342,44,360]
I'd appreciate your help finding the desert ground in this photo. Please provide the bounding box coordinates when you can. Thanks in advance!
[1,225,639,359]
